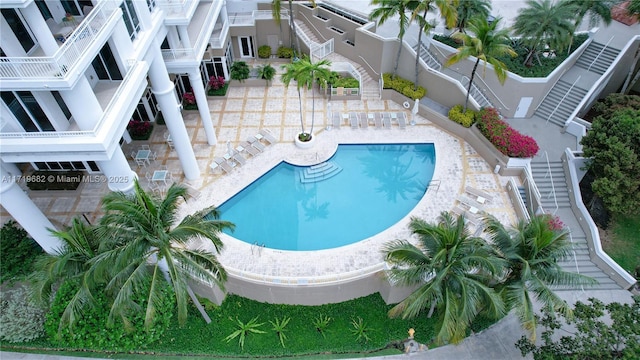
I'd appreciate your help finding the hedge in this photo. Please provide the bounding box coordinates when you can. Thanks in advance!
[476,107,539,158]
[382,73,426,100]
[448,105,476,128]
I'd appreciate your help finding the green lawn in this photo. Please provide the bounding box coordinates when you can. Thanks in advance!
[604,214,640,275]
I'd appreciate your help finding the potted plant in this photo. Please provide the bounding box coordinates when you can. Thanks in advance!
[256,64,276,86]
[127,119,153,140]
[258,45,271,59]
[230,61,250,82]
[281,57,332,147]
[182,92,197,110]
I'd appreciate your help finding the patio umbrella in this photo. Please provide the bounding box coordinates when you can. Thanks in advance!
[326,102,332,130]
[226,140,233,155]
[411,98,419,125]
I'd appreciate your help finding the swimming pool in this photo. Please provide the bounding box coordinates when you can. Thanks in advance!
[216,143,435,251]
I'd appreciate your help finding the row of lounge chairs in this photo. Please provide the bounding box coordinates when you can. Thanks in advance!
[210,129,276,174]
[452,186,495,225]
[331,112,407,130]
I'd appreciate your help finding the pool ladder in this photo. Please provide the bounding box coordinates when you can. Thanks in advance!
[251,242,265,256]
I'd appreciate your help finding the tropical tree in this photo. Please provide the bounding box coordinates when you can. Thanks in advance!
[484,214,597,340]
[561,0,613,52]
[411,0,457,91]
[513,0,575,66]
[271,0,316,57]
[383,212,505,345]
[369,0,414,78]
[445,16,516,111]
[92,180,233,329]
[455,0,491,33]
[29,218,102,331]
[629,0,640,17]
[281,57,332,142]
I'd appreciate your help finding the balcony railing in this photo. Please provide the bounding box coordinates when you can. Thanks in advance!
[0,1,122,80]
[209,22,228,49]
[0,60,146,142]
[156,0,196,16]
[228,9,288,26]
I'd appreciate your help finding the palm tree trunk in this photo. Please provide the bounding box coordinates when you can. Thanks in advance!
[427,301,436,318]
[159,258,211,324]
[310,71,315,136]
[414,9,428,91]
[393,37,403,78]
[298,88,305,134]
[464,58,480,112]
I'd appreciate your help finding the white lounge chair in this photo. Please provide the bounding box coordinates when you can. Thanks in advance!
[248,137,266,151]
[382,113,392,129]
[259,129,277,144]
[396,112,407,129]
[373,113,383,129]
[233,153,247,166]
[358,112,368,129]
[465,186,493,204]
[240,141,260,156]
[349,112,359,129]
[332,112,342,129]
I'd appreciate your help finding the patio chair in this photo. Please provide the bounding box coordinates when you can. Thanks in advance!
[259,129,277,144]
[358,112,368,129]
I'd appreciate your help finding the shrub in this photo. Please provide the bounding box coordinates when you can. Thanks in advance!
[277,46,293,59]
[230,61,250,82]
[382,73,427,100]
[127,119,154,139]
[332,76,359,88]
[0,287,47,343]
[208,76,225,90]
[257,45,271,59]
[448,104,476,127]
[45,280,174,351]
[476,107,539,158]
[0,221,43,283]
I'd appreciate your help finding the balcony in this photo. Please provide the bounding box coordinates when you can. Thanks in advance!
[156,0,198,25]
[0,60,150,162]
[209,16,228,49]
[0,0,122,89]
[161,0,222,67]
[228,9,288,26]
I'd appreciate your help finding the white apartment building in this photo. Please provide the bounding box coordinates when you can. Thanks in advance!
[0,0,283,252]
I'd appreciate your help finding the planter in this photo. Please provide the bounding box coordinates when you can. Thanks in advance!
[505,157,532,169]
[295,133,315,149]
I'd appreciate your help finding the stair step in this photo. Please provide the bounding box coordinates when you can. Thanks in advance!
[299,161,343,183]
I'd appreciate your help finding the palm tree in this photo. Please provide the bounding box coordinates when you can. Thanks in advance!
[271,0,316,57]
[561,0,613,52]
[629,0,640,17]
[484,214,597,341]
[513,0,575,66]
[369,0,414,78]
[445,16,515,112]
[281,57,332,142]
[29,218,102,331]
[411,0,457,91]
[93,180,233,329]
[383,212,505,345]
[456,0,491,33]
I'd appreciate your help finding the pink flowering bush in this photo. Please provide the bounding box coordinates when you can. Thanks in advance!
[476,107,539,158]
[127,120,153,140]
[208,76,225,90]
[182,92,197,110]
[545,214,565,231]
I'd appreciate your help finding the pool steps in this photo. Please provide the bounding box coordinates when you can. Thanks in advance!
[299,161,343,183]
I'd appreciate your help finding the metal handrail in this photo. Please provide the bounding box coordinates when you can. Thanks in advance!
[299,11,328,42]
[463,68,509,110]
[461,76,492,108]
[409,35,442,71]
[358,55,379,76]
[546,75,581,125]
[544,151,559,215]
[534,67,571,112]
[566,227,586,299]
[587,35,615,72]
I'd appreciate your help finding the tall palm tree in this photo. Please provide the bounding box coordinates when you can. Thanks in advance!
[411,0,457,91]
[629,0,640,17]
[513,0,575,66]
[383,212,505,345]
[484,214,597,341]
[281,57,332,141]
[561,0,613,52]
[369,0,413,78]
[93,180,233,329]
[29,218,102,331]
[271,0,316,57]
[456,0,491,33]
[445,16,515,112]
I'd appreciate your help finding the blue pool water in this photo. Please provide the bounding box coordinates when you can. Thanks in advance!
[217,143,435,251]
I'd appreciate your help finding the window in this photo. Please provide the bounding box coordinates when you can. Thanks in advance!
[147,0,157,12]
[35,1,52,20]
[91,43,123,80]
[1,9,35,53]
[52,91,72,120]
[121,0,140,40]
[1,91,54,132]
[60,0,93,17]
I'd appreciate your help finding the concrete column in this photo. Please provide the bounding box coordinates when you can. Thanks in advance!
[110,18,134,68]
[0,168,62,254]
[96,148,137,193]
[131,0,153,30]
[59,77,103,130]
[188,71,217,145]
[166,27,181,49]
[177,25,191,48]
[20,2,59,56]
[148,43,200,180]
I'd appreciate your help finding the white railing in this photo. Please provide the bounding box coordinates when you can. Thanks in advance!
[410,35,442,71]
[461,76,492,108]
[544,151,559,215]
[0,60,145,141]
[299,11,328,41]
[587,35,615,72]
[358,55,379,76]
[228,9,288,26]
[331,61,362,95]
[226,262,386,286]
[311,38,334,59]
[209,22,229,49]
[156,0,195,16]
[546,75,581,125]
[507,178,530,221]
[0,1,121,80]
[162,0,222,62]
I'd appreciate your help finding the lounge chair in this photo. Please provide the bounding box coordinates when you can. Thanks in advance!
[382,113,392,129]
[451,205,480,225]
[240,140,260,156]
[259,129,277,144]
[396,112,407,129]
[233,152,247,166]
[465,186,493,204]
[332,112,342,129]
[249,138,266,151]
[358,112,368,129]
[456,194,485,213]
[214,157,235,174]
[349,112,359,129]
[374,113,383,129]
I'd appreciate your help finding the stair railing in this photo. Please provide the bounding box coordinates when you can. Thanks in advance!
[587,35,615,73]
[534,67,571,112]
[298,11,328,42]
[567,227,586,300]
[358,55,380,76]
[465,70,509,110]
[544,151,559,215]
[461,76,493,108]
[545,75,581,125]
[409,36,442,71]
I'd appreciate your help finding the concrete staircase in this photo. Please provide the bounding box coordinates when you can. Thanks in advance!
[530,160,620,291]
[574,41,620,75]
[299,161,342,183]
[533,79,589,127]
[295,19,380,99]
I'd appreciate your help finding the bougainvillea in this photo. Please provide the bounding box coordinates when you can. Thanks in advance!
[476,107,539,158]
[208,76,225,90]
